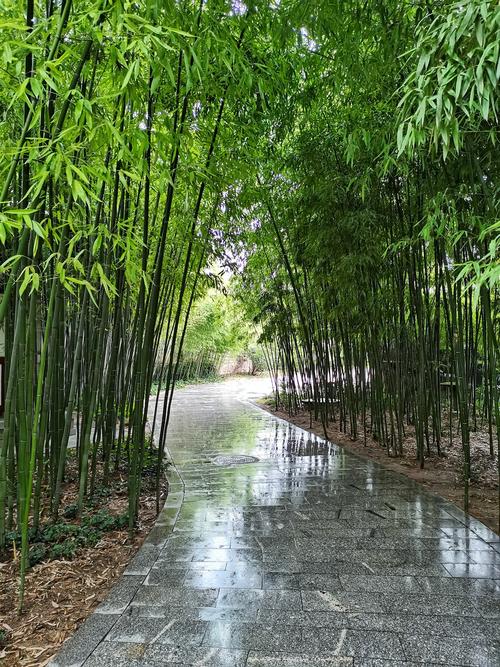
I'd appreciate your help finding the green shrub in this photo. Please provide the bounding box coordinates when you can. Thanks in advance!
[49,540,77,560]
[82,509,128,531]
[76,526,102,547]
[6,527,39,546]
[63,503,78,519]
[42,523,79,542]
[29,543,48,566]
[5,510,128,568]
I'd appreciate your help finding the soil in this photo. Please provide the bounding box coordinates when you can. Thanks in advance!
[0,457,168,667]
[259,400,499,536]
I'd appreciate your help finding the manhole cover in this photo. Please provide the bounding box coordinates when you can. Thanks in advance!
[213,454,259,466]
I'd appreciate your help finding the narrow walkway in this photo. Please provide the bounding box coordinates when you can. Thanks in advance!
[52,378,500,666]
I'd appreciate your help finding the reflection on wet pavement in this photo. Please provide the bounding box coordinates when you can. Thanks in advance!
[53,378,500,667]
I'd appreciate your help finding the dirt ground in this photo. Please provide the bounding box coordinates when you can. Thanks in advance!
[260,400,499,536]
[0,468,167,667]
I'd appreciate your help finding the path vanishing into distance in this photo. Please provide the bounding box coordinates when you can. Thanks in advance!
[52,377,500,667]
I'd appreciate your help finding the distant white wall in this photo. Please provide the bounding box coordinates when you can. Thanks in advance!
[219,354,254,376]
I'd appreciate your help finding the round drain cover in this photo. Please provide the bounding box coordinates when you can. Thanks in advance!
[213,454,259,466]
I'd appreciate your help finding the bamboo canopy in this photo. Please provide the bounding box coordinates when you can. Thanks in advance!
[0,0,499,609]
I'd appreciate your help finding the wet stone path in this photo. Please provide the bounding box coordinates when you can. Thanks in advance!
[52,379,500,666]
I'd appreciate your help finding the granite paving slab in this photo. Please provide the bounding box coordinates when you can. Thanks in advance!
[50,378,500,666]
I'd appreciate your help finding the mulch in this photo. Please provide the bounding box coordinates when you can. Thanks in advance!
[0,468,167,666]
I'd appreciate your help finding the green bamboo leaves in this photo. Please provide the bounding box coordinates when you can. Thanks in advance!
[1,0,276,610]
[398,0,500,159]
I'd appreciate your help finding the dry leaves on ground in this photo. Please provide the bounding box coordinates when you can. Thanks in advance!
[0,484,166,667]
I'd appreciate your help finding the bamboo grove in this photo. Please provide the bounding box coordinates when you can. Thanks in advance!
[1,0,499,607]
[0,0,289,606]
[229,1,500,525]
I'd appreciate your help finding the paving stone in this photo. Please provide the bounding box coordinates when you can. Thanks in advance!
[256,609,348,628]
[153,559,227,572]
[443,563,500,578]
[466,550,500,566]
[379,592,482,617]
[301,590,385,613]
[183,568,262,589]
[327,548,470,568]
[202,621,255,648]
[127,603,258,623]
[105,616,171,643]
[144,524,175,548]
[262,557,302,571]
[143,644,248,665]
[191,547,263,563]
[299,574,344,591]
[263,572,300,589]
[354,661,422,667]
[364,563,450,577]
[400,634,500,665]
[131,586,219,608]
[124,545,162,576]
[230,536,262,549]
[440,525,499,541]
[169,531,232,545]
[144,569,187,586]
[102,609,204,644]
[416,575,500,597]
[49,614,118,667]
[341,574,422,594]
[152,619,207,646]
[216,588,301,610]
[301,627,406,661]
[389,549,476,565]
[476,597,500,619]
[153,547,195,562]
[202,621,304,652]
[245,624,303,652]
[196,606,258,622]
[346,611,498,639]
[227,562,265,576]
[95,575,144,614]
[360,537,495,552]
[163,493,184,508]
[297,561,373,576]
[81,641,150,667]
[246,652,353,666]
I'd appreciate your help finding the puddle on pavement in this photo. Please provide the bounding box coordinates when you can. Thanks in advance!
[213,454,260,466]
[284,435,332,456]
